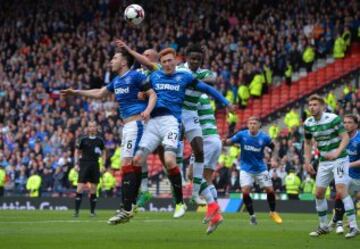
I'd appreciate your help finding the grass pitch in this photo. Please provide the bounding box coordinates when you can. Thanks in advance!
[0,210,358,249]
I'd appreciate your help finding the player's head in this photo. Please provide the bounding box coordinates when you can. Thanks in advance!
[159,48,177,75]
[344,114,359,133]
[143,49,159,63]
[186,44,204,71]
[88,121,97,136]
[247,116,261,134]
[110,50,134,73]
[307,94,325,117]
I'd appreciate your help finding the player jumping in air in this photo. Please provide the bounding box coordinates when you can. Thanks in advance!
[61,49,157,218]
[108,48,231,234]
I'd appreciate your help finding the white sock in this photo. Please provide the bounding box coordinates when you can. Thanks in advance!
[343,195,358,229]
[140,163,148,192]
[208,184,218,200]
[315,198,328,228]
[200,180,214,204]
[192,162,204,196]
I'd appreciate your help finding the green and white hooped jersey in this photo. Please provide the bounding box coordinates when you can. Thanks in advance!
[304,112,347,161]
[197,94,218,138]
[176,63,216,111]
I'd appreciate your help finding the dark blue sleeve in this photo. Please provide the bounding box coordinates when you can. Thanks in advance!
[137,72,151,91]
[230,131,243,144]
[265,134,272,147]
[195,81,229,106]
[106,78,115,93]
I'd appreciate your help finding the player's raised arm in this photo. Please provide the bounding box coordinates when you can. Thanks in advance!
[115,39,158,71]
[61,86,110,99]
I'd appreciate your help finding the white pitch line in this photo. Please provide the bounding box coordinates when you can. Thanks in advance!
[0,219,317,225]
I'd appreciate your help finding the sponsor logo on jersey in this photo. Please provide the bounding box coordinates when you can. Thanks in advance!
[154,83,180,91]
[115,87,130,94]
[244,145,261,152]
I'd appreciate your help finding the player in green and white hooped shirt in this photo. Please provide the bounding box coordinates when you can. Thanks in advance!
[304,95,358,238]
[176,44,221,207]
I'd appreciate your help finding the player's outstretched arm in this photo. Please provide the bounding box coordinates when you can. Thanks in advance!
[223,138,233,146]
[141,89,157,121]
[195,81,228,106]
[61,87,110,99]
[115,39,157,71]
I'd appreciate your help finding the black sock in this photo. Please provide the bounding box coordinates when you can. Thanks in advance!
[90,194,97,214]
[75,192,82,213]
[267,192,276,212]
[134,167,142,204]
[167,167,183,204]
[333,198,345,223]
[122,165,139,211]
[243,193,254,215]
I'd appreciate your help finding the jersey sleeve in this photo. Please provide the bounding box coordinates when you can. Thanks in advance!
[194,81,230,106]
[230,131,243,144]
[99,138,105,150]
[137,73,151,92]
[304,124,312,140]
[106,78,115,93]
[75,137,83,149]
[333,116,346,134]
[264,134,272,147]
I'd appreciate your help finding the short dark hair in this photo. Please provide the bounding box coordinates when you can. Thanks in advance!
[344,114,359,125]
[248,116,261,123]
[118,49,134,67]
[186,44,204,56]
[308,94,325,105]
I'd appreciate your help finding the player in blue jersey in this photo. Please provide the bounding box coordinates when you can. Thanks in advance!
[61,49,157,219]
[329,114,360,238]
[109,48,231,233]
[223,116,283,225]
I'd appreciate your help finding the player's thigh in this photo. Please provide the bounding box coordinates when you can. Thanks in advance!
[160,116,180,151]
[348,178,360,196]
[121,120,144,158]
[182,110,202,142]
[315,163,334,188]
[255,170,273,188]
[332,157,351,187]
[138,118,161,153]
[88,163,100,185]
[204,136,222,170]
[78,162,91,184]
[240,170,255,189]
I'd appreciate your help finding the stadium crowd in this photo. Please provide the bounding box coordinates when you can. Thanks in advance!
[0,0,359,197]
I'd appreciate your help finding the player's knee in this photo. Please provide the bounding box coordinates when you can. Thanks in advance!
[335,186,347,199]
[191,137,204,162]
[164,149,177,168]
[315,191,325,199]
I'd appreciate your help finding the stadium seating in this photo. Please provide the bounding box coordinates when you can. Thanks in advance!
[216,51,360,138]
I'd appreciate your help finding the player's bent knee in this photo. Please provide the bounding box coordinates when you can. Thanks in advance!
[164,149,177,169]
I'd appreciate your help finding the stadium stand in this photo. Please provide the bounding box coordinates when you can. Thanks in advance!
[0,0,359,197]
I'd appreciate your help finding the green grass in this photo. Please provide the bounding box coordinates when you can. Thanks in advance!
[0,210,358,249]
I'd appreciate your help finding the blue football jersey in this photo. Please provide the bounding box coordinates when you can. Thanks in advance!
[347,130,360,179]
[106,70,149,119]
[230,129,272,173]
[148,69,229,121]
